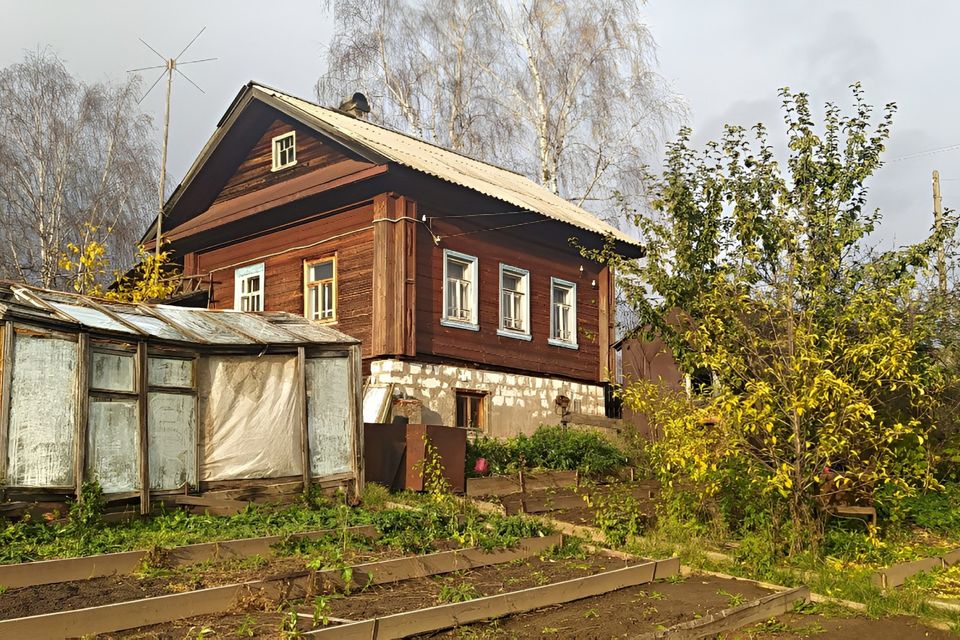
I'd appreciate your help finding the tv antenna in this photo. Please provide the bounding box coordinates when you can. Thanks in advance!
[129,27,216,263]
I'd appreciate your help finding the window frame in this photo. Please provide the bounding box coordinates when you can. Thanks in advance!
[548,277,578,349]
[271,131,297,171]
[441,249,479,331]
[497,263,531,340]
[234,262,265,312]
[303,256,338,323]
[455,390,487,431]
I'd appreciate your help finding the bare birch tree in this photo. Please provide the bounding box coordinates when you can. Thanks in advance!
[318,0,684,223]
[0,49,157,289]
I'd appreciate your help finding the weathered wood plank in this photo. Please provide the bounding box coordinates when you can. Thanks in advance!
[307,558,677,638]
[0,534,557,638]
[633,586,810,639]
[0,583,245,640]
[0,525,376,589]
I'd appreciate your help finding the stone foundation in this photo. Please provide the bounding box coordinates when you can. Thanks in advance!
[368,359,605,438]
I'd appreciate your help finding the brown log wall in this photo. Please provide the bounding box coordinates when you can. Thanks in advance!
[189,204,375,357]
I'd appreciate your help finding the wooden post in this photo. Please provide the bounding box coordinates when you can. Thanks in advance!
[74,333,90,500]
[350,343,364,500]
[298,347,310,494]
[137,341,149,514]
[0,322,13,499]
[934,170,947,295]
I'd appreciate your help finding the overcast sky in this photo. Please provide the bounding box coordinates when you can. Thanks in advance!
[3,1,958,249]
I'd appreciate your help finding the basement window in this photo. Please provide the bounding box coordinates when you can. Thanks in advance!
[271,131,297,171]
[456,390,486,431]
[304,256,336,322]
[234,263,265,312]
[549,277,577,349]
[498,263,530,340]
[442,249,478,330]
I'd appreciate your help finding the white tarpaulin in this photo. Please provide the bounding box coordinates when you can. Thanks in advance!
[305,357,353,477]
[199,355,302,481]
[7,333,78,487]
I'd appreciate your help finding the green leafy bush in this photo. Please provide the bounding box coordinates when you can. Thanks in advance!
[467,425,627,477]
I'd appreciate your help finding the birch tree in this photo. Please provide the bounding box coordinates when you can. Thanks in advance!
[317,0,684,224]
[0,49,157,290]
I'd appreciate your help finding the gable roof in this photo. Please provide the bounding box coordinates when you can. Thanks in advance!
[154,82,641,252]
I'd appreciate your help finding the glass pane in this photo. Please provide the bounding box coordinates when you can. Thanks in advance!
[86,398,139,493]
[49,302,135,334]
[91,351,135,392]
[553,286,567,305]
[502,273,521,292]
[311,261,334,281]
[148,357,194,388]
[447,260,466,281]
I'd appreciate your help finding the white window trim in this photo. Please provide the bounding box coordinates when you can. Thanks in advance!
[497,263,531,341]
[548,277,578,349]
[271,131,297,171]
[234,262,265,312]
[441,249,479,331]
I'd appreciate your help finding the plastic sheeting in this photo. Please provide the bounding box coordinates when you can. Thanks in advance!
[305,357,353,477]
[199,355,302,481]
[148,392,197,489]
[86,398,139,493]
[6,333,78,487]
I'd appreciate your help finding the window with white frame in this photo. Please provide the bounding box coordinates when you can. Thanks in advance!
[442,250,478,329]
[304,257,336,322]
[271,131,297,171]
[498,264,530,339]
[234,263,265,312]
[549,277,577,348]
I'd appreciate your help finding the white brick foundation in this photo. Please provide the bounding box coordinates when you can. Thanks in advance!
[369,359,605,437]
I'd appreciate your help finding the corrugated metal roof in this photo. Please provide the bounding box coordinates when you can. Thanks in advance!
[0,283,358,347]
[250,84,641,249]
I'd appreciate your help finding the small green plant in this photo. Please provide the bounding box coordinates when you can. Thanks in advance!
[648,590,665,601]
[0,585,7,595]
[418,435,452,502]
[235,615,255,638]
[312,595,332,627]
[186,626,215,639]
[279,609,302,638]
[662,573,687,584]
[583,608,599,619]
[716,589,746,607]
[587,490,648,546]
[438,580,479,603]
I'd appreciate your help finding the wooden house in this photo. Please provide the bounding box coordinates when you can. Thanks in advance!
[147,82,643,437]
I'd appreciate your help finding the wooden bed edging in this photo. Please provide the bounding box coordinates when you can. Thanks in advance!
[0,524,377,590]
[632,586,810,639]
[465,470,579,498]
[0,534,563,639]
[871,548,960,589]
[305,557,682,639]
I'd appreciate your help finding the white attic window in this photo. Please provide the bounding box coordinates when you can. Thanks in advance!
[271,131,297,171]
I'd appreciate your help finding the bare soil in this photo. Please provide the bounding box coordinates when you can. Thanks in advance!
[0,545,398,621]
[726,610,958,640]
[110,552,630,638]
[427,574,773,639]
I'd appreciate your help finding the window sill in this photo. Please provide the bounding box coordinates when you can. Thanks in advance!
[271,160,298,172]
[441,318,479,332]
[548,338,579,350]
[497,329,532,341]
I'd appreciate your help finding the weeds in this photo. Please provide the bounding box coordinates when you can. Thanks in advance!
[716,588,746,607]
[236,615,256,637]
[311,595,332,627]
[437,579,479,603]
[466,425,628,477]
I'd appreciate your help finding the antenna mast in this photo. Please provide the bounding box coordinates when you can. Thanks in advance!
[129,28,216,263]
